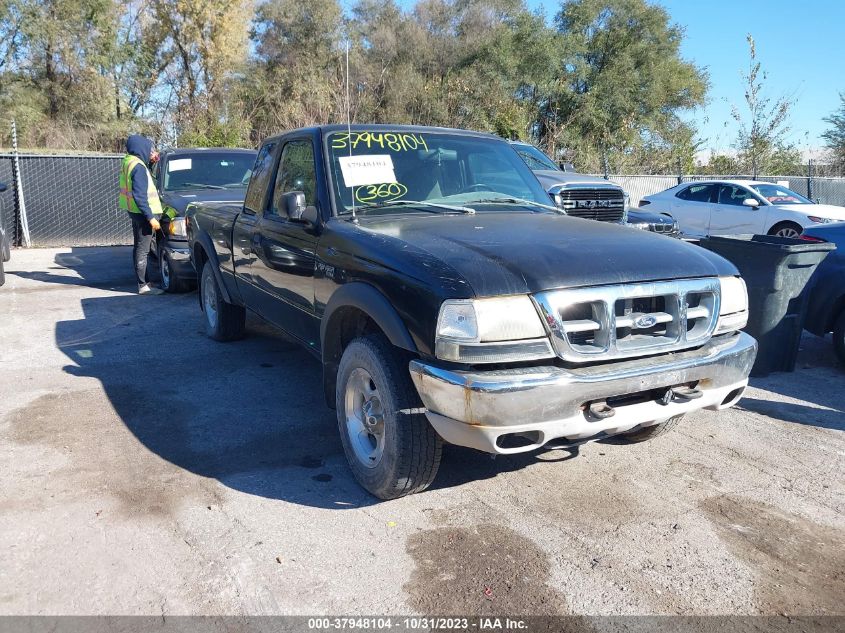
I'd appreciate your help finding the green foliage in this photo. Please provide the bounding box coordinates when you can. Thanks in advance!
[822,93,845,169]
[546,0,708,172]
[730,34,795,175]
[0,0,709,163]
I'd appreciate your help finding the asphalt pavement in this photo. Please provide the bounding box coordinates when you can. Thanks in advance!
[0,247,842,617]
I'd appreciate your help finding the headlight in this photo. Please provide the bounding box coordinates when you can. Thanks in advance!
[168,217,187,238]
[435,296,553,363]
[807,216,833,224]
[715,276,748,334]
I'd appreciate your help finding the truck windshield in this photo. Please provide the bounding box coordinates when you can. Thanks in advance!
[164,153,257,191]
[325,130,552,215]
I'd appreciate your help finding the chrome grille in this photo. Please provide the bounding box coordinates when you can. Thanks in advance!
[533,279,720,362]
[553,184,625,223]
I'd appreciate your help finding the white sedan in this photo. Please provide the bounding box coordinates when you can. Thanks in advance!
[640,180,845,238]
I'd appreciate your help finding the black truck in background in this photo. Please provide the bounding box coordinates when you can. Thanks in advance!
[150,148,257,292]
[187,124,756,499]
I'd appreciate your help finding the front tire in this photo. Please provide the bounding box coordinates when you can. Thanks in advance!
[619,414,685,443]
[336,335,442,499]
[160,251,193,293]
[200,261,245,341]
[833,310,845,367]
[768,221,803,238]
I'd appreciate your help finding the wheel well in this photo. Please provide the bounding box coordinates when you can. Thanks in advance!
[768,220,803,235]
[193,244,208,309]
[193,243,208,275]
[322,306,387,408]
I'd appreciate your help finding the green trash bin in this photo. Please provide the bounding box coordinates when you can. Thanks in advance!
[699,234,836,377]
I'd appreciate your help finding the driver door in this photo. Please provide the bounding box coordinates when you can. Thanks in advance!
[250,137,321,348]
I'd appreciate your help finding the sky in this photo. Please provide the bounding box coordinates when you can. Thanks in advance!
[384,0,845,160]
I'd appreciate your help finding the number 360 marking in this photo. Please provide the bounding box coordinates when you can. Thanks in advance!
[355,182,408,204]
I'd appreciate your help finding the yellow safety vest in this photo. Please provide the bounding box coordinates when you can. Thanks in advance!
[119,155,163,216]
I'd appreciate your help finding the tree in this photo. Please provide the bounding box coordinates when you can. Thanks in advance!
[151,0,253,145]
[730,34,794,176]
[545,0,707,172]
[244,0,344,141]
[822,92,845,170]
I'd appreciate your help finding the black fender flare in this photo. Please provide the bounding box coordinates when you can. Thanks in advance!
[191,233,234,305]
[320,282,418,407]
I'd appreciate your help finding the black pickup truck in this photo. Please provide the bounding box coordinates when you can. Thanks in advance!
[187,124,757,499]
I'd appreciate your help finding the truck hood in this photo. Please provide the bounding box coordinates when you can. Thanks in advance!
[777,203,845,221]
[532,169,617,192]
[357,212,736,297]
[161,188,247,215]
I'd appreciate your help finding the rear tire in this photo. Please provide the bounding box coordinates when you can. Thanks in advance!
[160,252,193,293]
[768,221,803,238]
[200,261,245,341]
[336,334,442,499]
[619,414,685,443]
[833,310,845,367]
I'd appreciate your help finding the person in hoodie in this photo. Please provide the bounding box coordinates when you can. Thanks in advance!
[119,134,164,295]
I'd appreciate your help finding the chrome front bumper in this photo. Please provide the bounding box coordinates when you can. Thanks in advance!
[408,331,757,454]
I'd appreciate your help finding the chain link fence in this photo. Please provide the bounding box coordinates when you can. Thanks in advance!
[2,154,845,248]
[0,153,130,248]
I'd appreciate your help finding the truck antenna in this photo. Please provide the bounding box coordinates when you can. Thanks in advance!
[346,40,357,223]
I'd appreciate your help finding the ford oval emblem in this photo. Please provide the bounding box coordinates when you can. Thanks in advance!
[635,315,657,329]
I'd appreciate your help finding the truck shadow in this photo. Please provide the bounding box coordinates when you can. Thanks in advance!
[54,292,554,508]
[10,246,158,291]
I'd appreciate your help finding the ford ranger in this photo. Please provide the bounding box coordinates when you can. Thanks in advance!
[187,124,757,500]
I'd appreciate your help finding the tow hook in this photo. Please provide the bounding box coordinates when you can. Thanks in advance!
[659,385,703,406]
[588,400,616,420]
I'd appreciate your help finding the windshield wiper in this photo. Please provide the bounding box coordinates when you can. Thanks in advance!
[469,196,562,213]
[359,199,475,214]
[180,182,226,190]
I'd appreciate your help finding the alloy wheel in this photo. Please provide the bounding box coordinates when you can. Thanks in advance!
[343,367,386,469]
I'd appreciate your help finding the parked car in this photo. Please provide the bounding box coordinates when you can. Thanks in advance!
[640,180,845,238]
[802,223,845,365]
[150,148,257,292]
[626,207,681,237]
[0,181,9,287]
[508,140,628,224]
[187,124,756,499]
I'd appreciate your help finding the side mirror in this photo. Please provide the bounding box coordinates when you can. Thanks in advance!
[283,191,306,219]
[742,198,759,209]
[283,191,319,226]
[558,161,575,172]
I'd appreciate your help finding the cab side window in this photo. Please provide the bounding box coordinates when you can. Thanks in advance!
[244,142,278,214]
[269,140,317,217]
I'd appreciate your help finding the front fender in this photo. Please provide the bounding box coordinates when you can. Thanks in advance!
[320,282,418,408]
[321,282,417,355]
[192,232,234,305]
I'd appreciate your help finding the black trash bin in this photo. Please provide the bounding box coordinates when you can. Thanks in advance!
[699,235,836,376]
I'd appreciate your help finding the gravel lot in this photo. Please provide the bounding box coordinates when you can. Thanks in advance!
[0,247,843,617]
